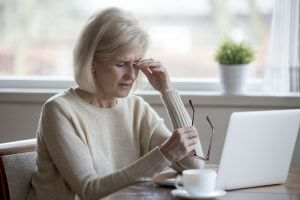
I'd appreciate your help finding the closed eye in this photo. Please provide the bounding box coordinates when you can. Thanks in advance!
[115,62,126,68]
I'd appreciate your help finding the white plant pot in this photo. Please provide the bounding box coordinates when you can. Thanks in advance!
[219,64,250,95]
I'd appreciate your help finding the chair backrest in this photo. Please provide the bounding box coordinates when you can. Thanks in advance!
[0,139,37,200]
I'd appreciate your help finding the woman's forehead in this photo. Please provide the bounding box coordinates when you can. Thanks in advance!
[115,49,143,61]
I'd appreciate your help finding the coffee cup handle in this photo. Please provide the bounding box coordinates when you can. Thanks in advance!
[175,175,184,190]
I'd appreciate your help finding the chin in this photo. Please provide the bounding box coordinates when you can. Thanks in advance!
[116,90,131,98]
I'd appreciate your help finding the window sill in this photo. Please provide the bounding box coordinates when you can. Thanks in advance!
[0,88,299,108]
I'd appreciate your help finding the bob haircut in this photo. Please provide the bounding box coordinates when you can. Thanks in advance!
[73,7,149,94]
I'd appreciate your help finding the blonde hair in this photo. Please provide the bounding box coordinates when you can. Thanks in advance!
[73,7,149,93]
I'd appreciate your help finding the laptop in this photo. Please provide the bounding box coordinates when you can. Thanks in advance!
[216,109,300,190]
[153,109,300,190]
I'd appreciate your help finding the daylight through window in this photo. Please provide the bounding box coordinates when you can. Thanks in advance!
[0,0,274,81]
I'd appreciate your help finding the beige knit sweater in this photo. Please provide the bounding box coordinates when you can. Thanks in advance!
[27,88,204,200]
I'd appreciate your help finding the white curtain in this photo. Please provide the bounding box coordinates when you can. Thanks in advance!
[264,0,300,94]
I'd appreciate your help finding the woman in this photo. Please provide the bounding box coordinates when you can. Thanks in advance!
[27,7,204,200]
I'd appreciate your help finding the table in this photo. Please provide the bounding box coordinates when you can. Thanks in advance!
[102,167,300,200]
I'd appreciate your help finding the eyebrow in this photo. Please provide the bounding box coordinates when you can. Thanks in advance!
[114,60,129,63]
[115,58,142,63]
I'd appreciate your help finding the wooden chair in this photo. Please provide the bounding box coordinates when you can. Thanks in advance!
[0,139,37,200]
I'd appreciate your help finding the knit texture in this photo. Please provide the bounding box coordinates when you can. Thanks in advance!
[27,88,204,200]
[3,152,37,200]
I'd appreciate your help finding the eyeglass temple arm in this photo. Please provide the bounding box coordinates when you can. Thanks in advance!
[188,100,214,161]
[189,100,195,126]
[205,116,214,160]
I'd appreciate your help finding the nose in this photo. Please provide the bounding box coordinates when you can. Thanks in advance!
[124,62,138,80]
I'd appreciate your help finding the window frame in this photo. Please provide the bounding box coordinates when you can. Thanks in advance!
[0,76,263,93]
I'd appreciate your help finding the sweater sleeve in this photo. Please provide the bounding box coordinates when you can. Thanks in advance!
[150,90,205,171]
[40,100,171,200]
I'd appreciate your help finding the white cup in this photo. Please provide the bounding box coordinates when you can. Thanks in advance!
[175,169,217,196]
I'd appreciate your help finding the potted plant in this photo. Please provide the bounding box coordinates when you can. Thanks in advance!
[215,37,255,95]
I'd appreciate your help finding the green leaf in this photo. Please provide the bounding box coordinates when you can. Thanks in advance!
[214,36,255,65]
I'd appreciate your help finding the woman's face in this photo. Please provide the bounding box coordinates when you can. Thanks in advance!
[93,48,143,100]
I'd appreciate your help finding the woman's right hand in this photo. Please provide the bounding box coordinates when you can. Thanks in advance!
[159,126,199,162]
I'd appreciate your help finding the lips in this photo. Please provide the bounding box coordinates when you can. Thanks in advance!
[118,84,131,86]
[118,83,132,89]
[118,82,132,86]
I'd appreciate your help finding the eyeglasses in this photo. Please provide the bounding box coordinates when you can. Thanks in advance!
[188,100,214,161]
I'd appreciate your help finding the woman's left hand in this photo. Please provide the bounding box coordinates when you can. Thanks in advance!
[135,59,174,94]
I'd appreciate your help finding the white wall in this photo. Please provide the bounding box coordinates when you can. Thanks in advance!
[0,91,299,166]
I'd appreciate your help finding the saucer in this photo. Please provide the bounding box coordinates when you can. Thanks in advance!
[171,189,226,199]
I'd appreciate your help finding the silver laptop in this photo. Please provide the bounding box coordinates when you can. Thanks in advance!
[216,109,300,190]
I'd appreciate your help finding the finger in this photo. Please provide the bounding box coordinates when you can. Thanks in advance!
[187,137,198,146]
[174,128,196,138]
[137,62,161,72]
[136,58,157,64]
[138,66,166,80]
[181,127,197,135]
[177,126,195,134]
[185,126,196,131]
[149,66,166,74]
[132,58,143,65]
[173,128,185,135]
[186,145,196,155]
[175,127,197,135]
[137,59,161,68]
[138,64,153,76]
[135,61,155,69]
[185,131,198,139]
[136,64,158,76]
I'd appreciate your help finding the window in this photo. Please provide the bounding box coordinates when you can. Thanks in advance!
[0,0,274,86]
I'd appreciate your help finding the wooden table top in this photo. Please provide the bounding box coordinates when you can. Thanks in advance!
[103,167,300,200]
